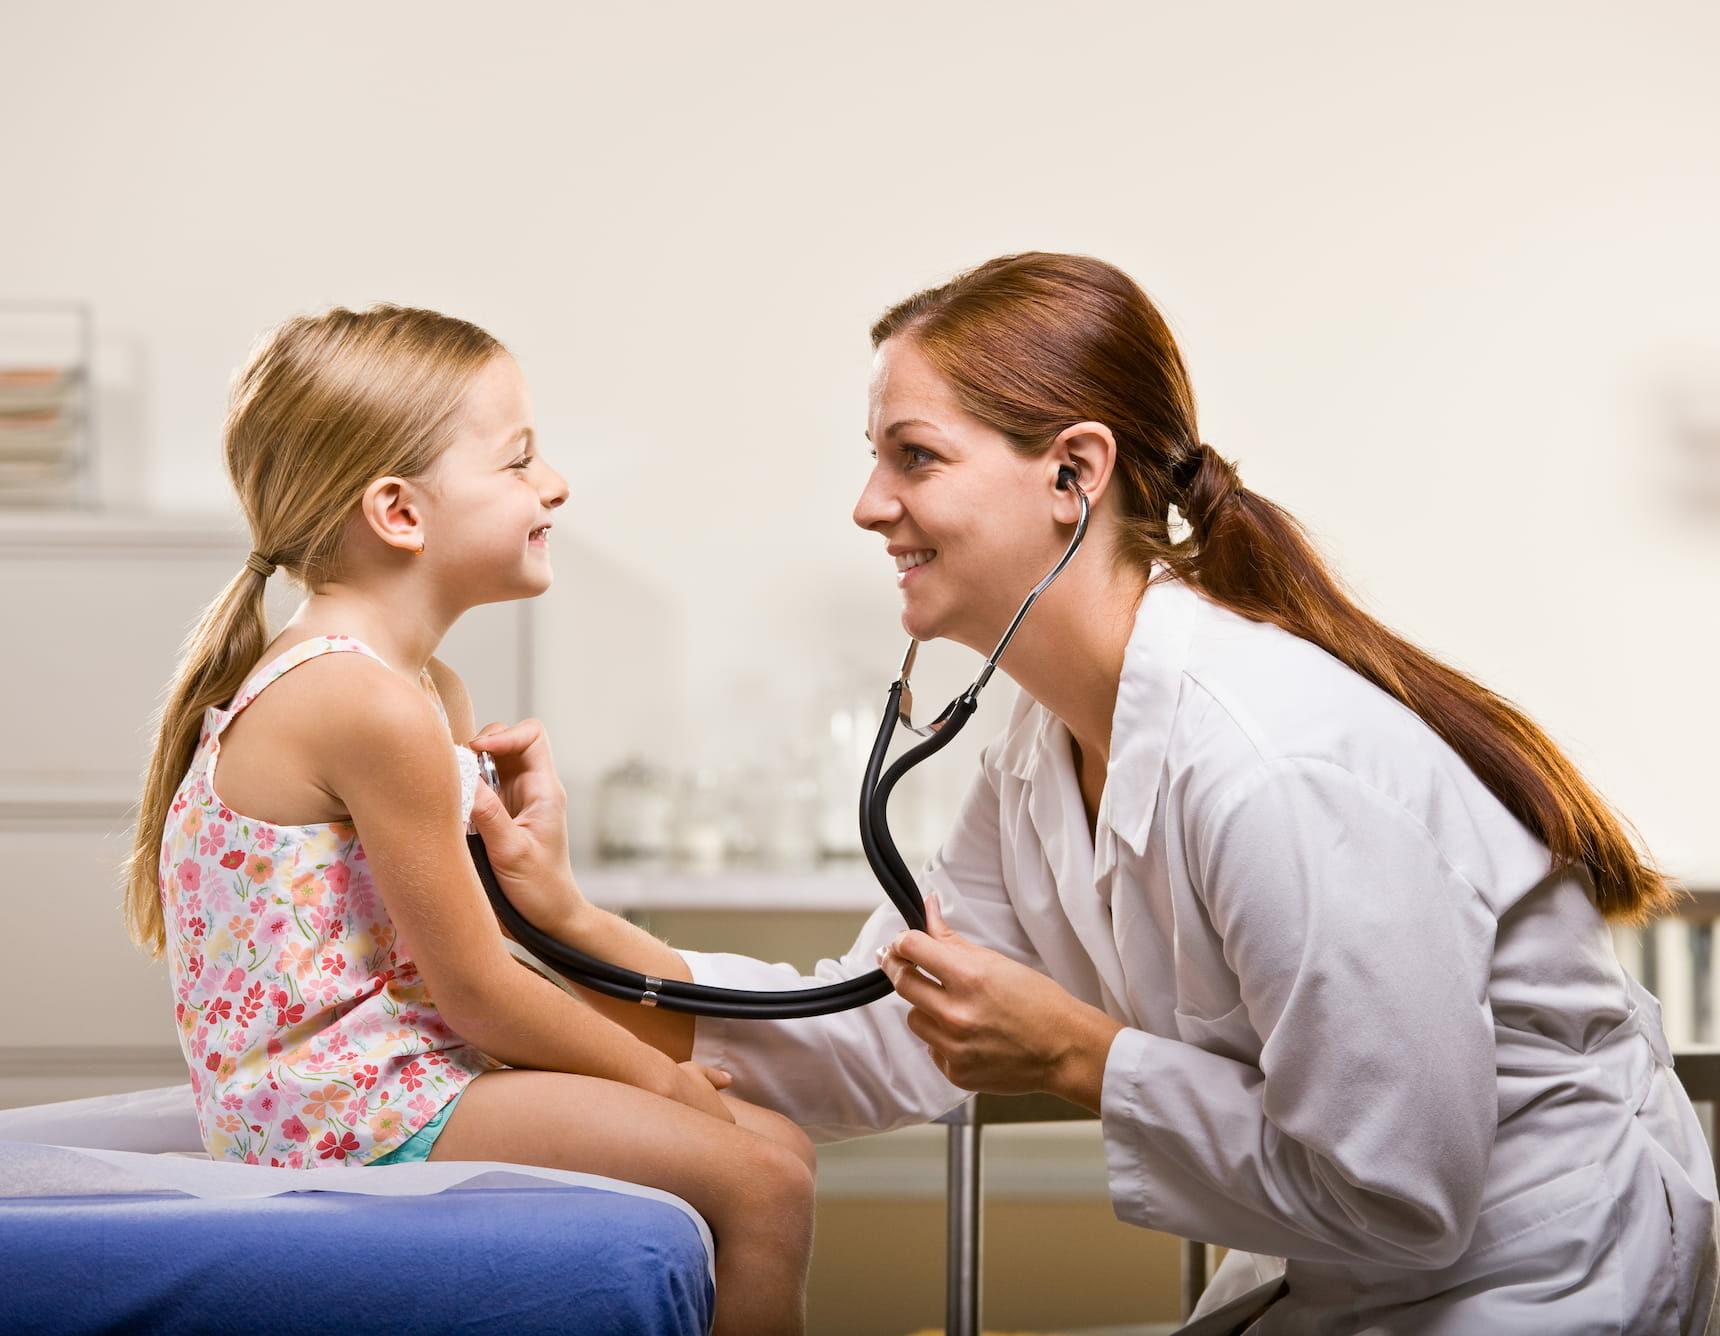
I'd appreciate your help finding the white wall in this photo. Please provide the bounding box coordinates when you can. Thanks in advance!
[3,0,1717,878]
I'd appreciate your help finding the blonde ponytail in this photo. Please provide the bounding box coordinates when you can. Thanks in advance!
[125,565,272,954]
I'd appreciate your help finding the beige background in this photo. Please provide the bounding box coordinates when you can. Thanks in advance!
[2,3,1717,1332]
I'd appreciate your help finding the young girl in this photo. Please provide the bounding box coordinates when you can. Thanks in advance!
[124,305,814,1336]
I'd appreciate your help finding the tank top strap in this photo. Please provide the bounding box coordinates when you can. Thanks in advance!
[214,636,393,732]
[418,667,451,727]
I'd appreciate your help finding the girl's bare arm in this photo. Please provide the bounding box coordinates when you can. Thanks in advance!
[300,655,724,1118]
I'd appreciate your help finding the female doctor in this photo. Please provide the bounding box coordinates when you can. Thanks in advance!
[473,252,1719,1332]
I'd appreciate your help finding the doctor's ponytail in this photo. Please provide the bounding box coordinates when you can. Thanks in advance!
[874,253,1677,923]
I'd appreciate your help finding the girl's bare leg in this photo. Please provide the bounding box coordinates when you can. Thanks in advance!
[429,1069,813,1336]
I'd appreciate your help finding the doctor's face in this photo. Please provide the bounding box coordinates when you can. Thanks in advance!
[854,337,1067,653]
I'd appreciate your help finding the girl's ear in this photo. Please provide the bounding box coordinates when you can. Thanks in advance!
[358,476,425,554]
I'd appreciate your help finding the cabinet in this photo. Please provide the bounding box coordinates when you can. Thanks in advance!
[0,511,530,1051]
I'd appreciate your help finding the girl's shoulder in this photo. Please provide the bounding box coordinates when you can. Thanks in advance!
[422,656,475,740]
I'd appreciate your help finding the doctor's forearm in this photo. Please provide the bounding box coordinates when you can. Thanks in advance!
[551,899,697,1059]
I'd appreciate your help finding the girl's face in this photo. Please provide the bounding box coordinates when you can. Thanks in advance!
[853,338,1066,653]
[423,354,568,605]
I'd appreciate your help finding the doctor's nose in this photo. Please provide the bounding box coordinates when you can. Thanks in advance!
[852,465,902,533]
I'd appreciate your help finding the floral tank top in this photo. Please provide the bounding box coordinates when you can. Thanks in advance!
[160,636,497,1166]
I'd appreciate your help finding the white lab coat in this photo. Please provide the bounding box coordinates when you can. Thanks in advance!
[685,576,1719,1333]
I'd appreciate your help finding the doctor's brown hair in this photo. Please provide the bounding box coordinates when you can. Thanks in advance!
[123,306,504,955]
[873,252,1676,923]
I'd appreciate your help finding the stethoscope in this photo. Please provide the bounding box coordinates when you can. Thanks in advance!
[470,467,1090,1018]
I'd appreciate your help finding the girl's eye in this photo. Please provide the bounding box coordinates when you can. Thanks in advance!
[509,456,534,472]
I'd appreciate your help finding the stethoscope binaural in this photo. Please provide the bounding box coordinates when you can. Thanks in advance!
[470,467,1090,1018]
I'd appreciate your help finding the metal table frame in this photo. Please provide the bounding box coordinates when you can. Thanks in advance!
[936,1052,1720,1336]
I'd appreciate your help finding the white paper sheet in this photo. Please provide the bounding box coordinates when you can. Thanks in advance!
[0,1084,714,1278]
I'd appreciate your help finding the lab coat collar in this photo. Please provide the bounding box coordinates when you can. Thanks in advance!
[1105,574,1200,858]
[994,572,1201,860]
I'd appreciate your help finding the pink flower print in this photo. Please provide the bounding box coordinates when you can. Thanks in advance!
[398,1060,427,1091]
[222,967,246,993]
[188,916,208,939]
[250,1089,279,1120]
[302,1084,349,1122]
[246,855,274,882]
[261,915,290,945]
[324,862,351,898]
[317,1129,360,1161]
[248,894,267,914]
[198,823,227,856]
[278,941,312,973]
[181,808,203,837]
[188,1031,208,1059]
[182,893,203,914]
[321,951,347,975]
[287,1150,305,1169]
[407,1092,439,1118]
[175,860,201,893]
[353,1064,380,1091]
[370,1107,406,1146]
[221,1092,244,1112]
[254,826,278,851]
[219,850,245,871]
[281,1115,310,1143]
[266,1038,283,1059]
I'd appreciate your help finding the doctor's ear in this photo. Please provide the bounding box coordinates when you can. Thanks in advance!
[1048,422,1117,519]
[358,476,427,556]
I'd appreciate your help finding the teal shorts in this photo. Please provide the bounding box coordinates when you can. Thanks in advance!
[370,1091,463,1166]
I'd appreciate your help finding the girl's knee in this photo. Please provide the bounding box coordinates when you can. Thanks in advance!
[744,1138,816,1219]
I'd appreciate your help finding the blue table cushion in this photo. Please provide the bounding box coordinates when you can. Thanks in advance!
[0,1184,713,1336]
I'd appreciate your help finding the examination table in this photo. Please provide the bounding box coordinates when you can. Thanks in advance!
[0,1085,714,1336]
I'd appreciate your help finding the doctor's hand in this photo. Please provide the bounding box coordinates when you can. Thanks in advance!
[465,718,586,934]
[879,894,1124,1113]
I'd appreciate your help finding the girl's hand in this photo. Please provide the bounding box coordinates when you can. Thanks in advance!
[666,1060,736,1123]
[877,894,1124,1112]
[465,718,585,935]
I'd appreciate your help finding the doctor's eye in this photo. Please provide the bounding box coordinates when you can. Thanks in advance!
[900,445,936,471]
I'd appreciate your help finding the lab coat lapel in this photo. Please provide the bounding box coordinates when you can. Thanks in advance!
[1026,712,1132,1015]
[1102,575,1199,866]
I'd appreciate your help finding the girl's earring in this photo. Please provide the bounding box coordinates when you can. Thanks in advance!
[415,542,425,555]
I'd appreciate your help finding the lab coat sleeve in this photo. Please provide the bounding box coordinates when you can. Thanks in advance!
[1102,757,1498,1269]
[682,750,1049,1143]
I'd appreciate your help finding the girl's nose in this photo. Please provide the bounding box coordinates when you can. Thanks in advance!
[852,463,902,532]
[539,458,569,509]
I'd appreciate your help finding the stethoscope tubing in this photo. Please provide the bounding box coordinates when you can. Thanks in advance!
[471,480,1089,1019]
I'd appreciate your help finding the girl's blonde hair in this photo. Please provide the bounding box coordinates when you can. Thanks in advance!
[125,305,504,955]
